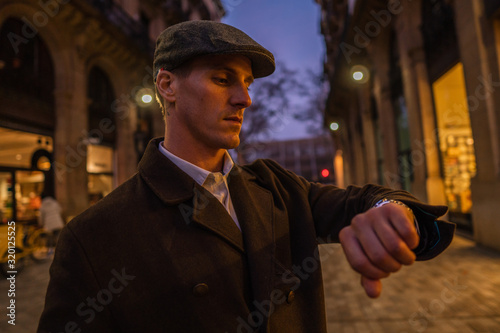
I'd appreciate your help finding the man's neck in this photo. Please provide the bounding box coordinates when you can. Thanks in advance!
[161,141,225,173]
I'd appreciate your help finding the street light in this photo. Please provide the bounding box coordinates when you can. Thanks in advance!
[329,122,339,131]
[351,65,369,84]
[353,71,364,81]
[135,87,154,107]
[141,94,153,104]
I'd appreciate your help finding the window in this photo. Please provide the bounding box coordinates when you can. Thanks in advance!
[432,63,476,216]
[87,144,114,204]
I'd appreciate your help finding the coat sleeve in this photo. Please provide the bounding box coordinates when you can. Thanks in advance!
[256,159,455,261]
[37,224,118,333]
[307,181,455,260]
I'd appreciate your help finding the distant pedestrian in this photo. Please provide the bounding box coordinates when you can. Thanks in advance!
[38,192,65,254]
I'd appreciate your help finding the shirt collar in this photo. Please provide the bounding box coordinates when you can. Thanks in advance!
[158,141,234,186]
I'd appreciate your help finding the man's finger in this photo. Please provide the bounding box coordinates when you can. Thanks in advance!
[361,276,382,298]
[339,227,391,280]
[373,220,417,265]
[387,205,420,250]
[351,220,403,273]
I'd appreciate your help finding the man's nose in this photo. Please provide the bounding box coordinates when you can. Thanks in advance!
[232,83,252,108]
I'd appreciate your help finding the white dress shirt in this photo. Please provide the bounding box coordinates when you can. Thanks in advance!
[158,142,241,230]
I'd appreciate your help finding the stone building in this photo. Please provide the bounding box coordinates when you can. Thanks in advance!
[238,135,337,184]
[0,0,224,223]
[316,0,500,251]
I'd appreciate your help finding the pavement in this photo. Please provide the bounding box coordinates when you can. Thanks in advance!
[320,233,500,333]
[0,234,499,333]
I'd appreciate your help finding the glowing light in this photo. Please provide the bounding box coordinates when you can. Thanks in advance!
[353,71,364,81]
[321,169,330,178]
[141,94,153,104]
[330,122,339,131]
[351,65,370,83]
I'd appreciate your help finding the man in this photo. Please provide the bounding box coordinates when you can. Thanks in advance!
[38,21,454,332]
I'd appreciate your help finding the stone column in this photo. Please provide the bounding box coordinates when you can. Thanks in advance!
[454,0,500,251]
[53,60,89,221]
[394,0,446,205]
[370,37,401,189]
[349,106,367,185]
[358,85,379,184]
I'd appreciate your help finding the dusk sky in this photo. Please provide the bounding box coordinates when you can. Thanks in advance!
[222,0,325,140]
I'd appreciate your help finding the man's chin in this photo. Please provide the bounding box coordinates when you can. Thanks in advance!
[225,139,240,150]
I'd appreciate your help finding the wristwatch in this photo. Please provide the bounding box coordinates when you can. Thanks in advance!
[373,198,420,235]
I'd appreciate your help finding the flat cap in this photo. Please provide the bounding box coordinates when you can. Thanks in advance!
[153,20,275,79]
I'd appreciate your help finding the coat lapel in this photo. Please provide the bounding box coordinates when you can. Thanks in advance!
[228,166,276,312]
[190,185,245,253]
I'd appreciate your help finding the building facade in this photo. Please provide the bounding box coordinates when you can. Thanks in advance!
[0,0,224,223]
[317,0,500,251]
[238,135,337,184]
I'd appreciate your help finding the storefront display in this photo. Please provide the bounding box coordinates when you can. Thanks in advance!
[0,127,53,224]
[432,62,477,219]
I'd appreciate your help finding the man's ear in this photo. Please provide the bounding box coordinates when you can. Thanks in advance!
[156,70,176,103]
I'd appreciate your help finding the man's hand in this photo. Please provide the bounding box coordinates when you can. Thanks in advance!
[338,202,419,298]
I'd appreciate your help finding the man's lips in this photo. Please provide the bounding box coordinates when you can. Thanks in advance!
[224,116,243,124]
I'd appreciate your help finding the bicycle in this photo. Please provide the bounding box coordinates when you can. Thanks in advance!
[0,222,50,277]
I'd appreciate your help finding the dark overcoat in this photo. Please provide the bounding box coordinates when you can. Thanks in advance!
[38,138,454,332]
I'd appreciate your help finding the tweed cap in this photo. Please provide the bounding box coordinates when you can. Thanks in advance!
[153,20,275,80]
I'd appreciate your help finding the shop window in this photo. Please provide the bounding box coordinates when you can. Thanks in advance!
[432,63,476,217]
[0,127,54,223]
[87,144,114,204]
[0,170,45,224]
[15,170,44,222]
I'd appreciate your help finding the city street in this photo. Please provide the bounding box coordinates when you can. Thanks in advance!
[0,234,499,332]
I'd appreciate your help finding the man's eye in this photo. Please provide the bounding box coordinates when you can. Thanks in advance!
[214,77,229,85]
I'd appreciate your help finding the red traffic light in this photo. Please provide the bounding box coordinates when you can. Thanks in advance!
[321,169,330,178]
